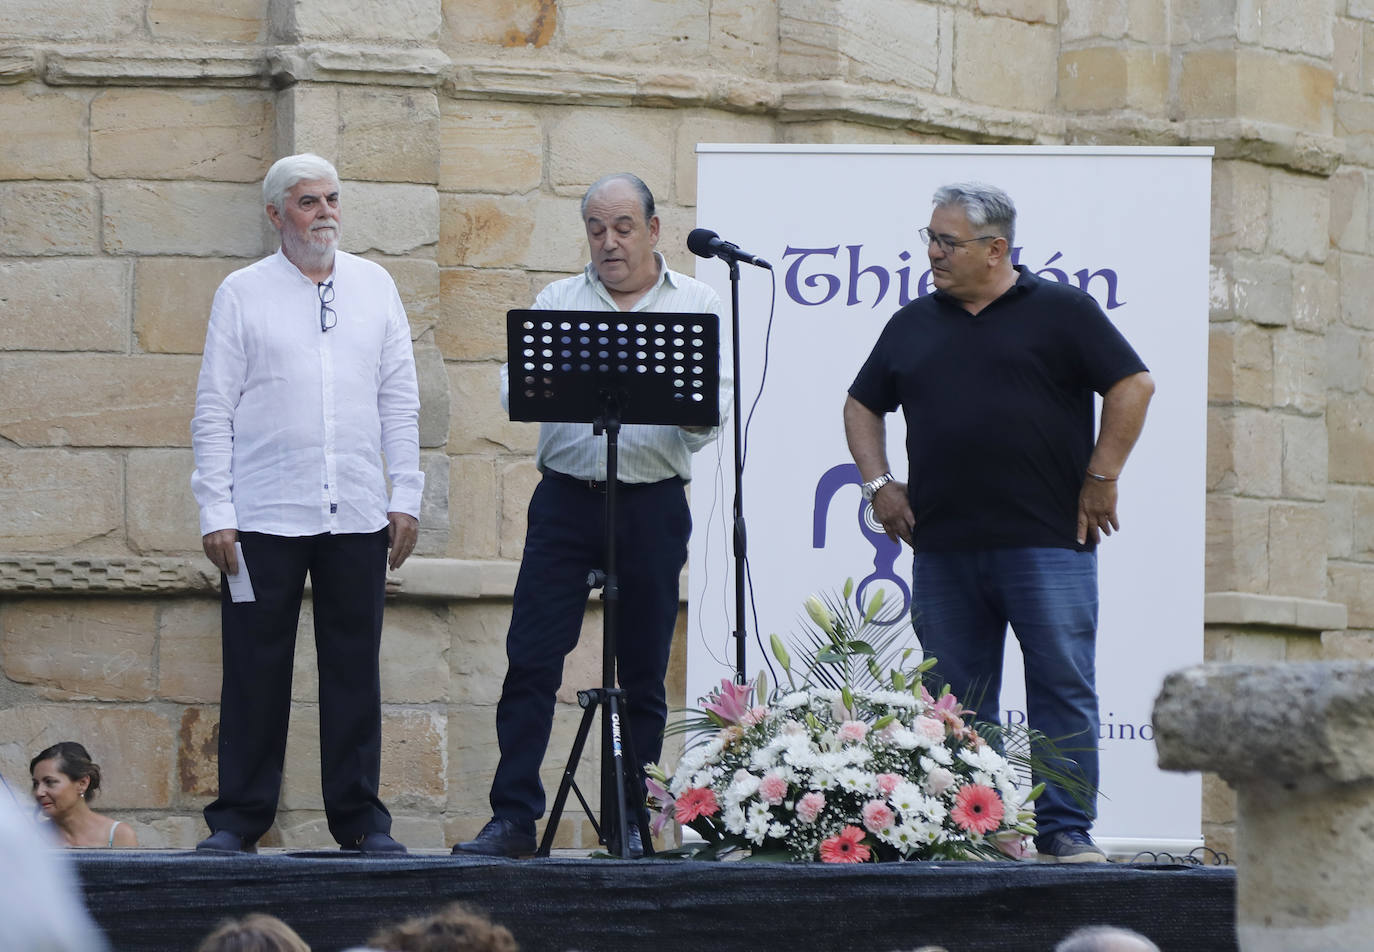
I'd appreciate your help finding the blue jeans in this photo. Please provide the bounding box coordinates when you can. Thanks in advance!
[911,547,1099,841]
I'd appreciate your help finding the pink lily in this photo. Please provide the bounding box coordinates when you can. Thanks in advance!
[644,774,676,837]
[702,678,756,725]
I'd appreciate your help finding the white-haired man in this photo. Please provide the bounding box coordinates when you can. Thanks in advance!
[191,153,422,854]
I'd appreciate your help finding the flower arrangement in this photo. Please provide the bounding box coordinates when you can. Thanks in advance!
[645,584,1042,863]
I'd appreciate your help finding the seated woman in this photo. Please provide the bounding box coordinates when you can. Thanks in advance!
[30,741,137,848]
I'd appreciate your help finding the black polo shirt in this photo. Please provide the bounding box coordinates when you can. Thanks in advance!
[847,266,1147,552]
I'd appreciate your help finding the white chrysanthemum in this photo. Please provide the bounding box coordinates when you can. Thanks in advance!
[885,820,923,853]
[865,689,919,709]
[781,737,820,770]
[886,727,921,750]
[816,750,852,774]
[842,744,873,767]
[888,780,924,814]
[722,804,747,835]
[725,769,760,801]
[924,743,953,766]
[768,821,789,840]
[834,767,874,794]
[958,745,1008,774]
[744,810,771,845]
[749,744,782,771]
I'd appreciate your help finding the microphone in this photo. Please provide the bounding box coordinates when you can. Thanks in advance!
[687,228,772,270]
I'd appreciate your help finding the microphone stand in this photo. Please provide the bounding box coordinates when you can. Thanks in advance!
[727,257,747,685]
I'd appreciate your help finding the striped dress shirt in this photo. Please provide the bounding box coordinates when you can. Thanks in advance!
[500,253,730,483]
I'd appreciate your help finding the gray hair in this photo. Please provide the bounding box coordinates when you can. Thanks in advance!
[582,172,656,223]
[932,181,1016,247]
[1055,925,1161,952]
[263,153,340,212]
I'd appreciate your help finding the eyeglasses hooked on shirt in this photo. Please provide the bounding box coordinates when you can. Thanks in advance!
[318,280,337,333]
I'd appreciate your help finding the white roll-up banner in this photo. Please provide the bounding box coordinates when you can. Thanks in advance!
[687,145,1211,855]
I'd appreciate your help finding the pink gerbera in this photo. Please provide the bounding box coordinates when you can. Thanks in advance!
[861,800,895,834]
[674,787,720,823]
[950,783,1005,835]
[818,825,871,863]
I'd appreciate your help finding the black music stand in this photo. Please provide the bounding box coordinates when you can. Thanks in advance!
[507,309,719,859]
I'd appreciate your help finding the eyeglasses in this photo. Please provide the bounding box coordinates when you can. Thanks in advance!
[918,228,999,254]
[318,281,336,333]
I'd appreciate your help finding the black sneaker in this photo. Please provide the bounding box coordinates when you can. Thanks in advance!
[1035,830,1107,864]
[451,818,537,858]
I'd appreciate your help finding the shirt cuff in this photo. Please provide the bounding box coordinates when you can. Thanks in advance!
[198,504,239,537]
[388,485,424,520]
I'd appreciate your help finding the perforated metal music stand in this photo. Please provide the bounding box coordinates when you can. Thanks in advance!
[507,309,720,858]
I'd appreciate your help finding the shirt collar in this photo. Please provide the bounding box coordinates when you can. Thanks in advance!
[273,247,337,286]
[581,251,676,296]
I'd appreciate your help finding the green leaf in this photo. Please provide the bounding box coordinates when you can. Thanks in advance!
[815,647,845,664]
[866,657,882,681]
[848,639,876,656]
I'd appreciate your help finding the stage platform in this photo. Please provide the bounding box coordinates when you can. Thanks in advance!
[73,850,1237,952]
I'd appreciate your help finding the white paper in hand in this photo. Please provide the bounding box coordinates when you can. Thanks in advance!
[226,540,256,603]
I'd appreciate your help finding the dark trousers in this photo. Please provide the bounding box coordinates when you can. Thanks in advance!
[490,472,691,830]
[203,528,392,845]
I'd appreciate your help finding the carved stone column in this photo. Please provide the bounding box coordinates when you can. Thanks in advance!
[1155,662,1374,952]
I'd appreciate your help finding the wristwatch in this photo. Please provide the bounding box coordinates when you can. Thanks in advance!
[860,472,894,501]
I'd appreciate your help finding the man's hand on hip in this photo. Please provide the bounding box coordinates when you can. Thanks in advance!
[387,512,419,570]
[1077,478,1120,546]
[871,480,914,546]
[202,528,239,576]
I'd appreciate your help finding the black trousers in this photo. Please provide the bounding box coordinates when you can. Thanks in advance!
[203,528,392,844]
[489,472,691,830]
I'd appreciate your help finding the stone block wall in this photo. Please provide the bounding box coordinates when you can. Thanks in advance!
[1,0,1372,853]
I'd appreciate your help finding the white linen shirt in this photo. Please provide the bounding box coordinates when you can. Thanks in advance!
[191,249,424,537]
[500,253,730,483]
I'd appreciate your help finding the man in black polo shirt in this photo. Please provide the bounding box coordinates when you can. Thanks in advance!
[844,182,1154,863]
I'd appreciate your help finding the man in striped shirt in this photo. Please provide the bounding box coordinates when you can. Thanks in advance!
[453,173,724,859]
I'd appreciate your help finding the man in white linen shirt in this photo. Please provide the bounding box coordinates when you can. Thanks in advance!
[452,173,724,859]
[190,152,422,855]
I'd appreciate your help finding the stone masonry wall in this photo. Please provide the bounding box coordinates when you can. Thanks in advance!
[1,0,1372,853]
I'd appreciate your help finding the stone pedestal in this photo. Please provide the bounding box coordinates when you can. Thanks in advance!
[1154,662,1374,952]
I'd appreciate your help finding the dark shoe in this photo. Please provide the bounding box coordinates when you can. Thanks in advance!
[1035,830,1107,864]
[343,832,407,854]
[195,830,257,854]
[451,818,536,858]
[606,823,645,859]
